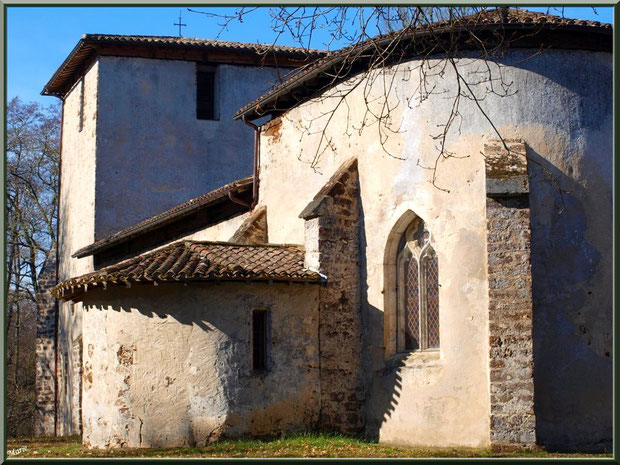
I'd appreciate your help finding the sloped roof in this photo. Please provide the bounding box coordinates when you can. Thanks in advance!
[235,8,612,121]
[73,177,253,259]
[42,34,327,97]
[55,240,322,298]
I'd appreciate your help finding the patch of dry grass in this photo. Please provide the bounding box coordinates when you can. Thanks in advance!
[5,434,613,459]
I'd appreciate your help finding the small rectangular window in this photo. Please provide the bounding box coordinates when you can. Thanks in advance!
[252,309,268,371]
[196,65,217,120]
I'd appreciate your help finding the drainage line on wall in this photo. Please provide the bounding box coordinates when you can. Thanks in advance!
[228,191,251,209]
[242,115,260,209]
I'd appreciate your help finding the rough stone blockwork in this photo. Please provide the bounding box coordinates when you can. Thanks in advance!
[300,158,365,433]
[35,248,58,436]
[229,206,268,244]
[485,140,536,446]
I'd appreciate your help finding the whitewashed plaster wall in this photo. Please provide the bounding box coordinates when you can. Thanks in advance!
[88,211,253,264]
[56,51,272,436]
[80,282,320,449]
[256,48,612,448]
[55,61,99,435]
[94,56,281,239]
[178,211,251,243]
[58,61,98,282]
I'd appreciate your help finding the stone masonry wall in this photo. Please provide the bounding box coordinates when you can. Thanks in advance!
[484,139,536,446]
[35,248,58,436]
[300,158,364,433]
[71,335,83,434]
[230,206,268,244]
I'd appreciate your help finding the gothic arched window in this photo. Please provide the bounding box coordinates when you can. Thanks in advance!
[396,218,439,352]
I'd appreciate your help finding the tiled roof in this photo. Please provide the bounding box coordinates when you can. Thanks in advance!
[42,34,327,97]
[235,7,612,121]
[56,241,322,298]
[79,34,327,56]
[73,177,253,259]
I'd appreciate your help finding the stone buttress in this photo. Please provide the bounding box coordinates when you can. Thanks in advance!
[300,158,365,433]
[484,139,536,446]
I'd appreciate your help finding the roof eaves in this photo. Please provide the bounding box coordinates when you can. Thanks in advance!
[234,12,612,122]
[42,34,328,98]
[56,241,324,299]
[41,36,92,97]
[72,176,253,259]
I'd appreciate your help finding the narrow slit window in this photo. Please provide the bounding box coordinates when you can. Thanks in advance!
[78,78,85,132]
[196,65,217,120]
[252,309,268,371]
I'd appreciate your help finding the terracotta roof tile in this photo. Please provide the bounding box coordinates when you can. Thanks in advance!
[55,241,322,298]
[80,34,327,56]
[235,8,612,121]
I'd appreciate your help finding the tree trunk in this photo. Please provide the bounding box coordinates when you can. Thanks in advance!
[14,303,20,387]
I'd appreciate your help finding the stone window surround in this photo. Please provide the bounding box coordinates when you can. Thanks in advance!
[383,209,441,360]
[396,218,439,353]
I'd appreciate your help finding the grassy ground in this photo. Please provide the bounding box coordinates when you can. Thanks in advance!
[6,434,613,459]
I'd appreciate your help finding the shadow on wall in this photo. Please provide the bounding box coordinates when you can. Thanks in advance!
[358,144,613,451]
[356,189,403,441]
[527,147,612,452]
[81,283,320,448]
[364,362,404,442]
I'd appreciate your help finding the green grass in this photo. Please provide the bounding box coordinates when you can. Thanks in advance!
[5,433,613,458]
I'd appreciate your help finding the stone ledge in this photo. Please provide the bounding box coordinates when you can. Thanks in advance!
[386,350,443,369]
[485,139,529,196]
[486,175,529,197]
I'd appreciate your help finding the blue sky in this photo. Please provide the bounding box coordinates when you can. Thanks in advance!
[6,6,614,107]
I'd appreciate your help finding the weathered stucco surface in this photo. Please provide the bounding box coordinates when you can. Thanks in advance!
[58,62,98,282]
[94,56,281,238]
[80,282,319,449]
[259,66,492,450]
[179,211,252,243]
[54,54,275,437]
[53,61,99,436]
[52,44,611,450]
[56,301,83,436]
[257,49,611,448]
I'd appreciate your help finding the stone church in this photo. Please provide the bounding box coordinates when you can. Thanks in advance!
[36,9,612,451]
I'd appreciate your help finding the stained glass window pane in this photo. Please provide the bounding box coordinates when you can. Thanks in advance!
[424,249,440,348]
[405,258,420,350]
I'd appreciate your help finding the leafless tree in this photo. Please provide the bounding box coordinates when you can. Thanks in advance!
[189,6,583,199]
[6,96,60,436]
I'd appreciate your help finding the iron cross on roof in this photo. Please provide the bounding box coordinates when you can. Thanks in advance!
[174,10,187,37]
